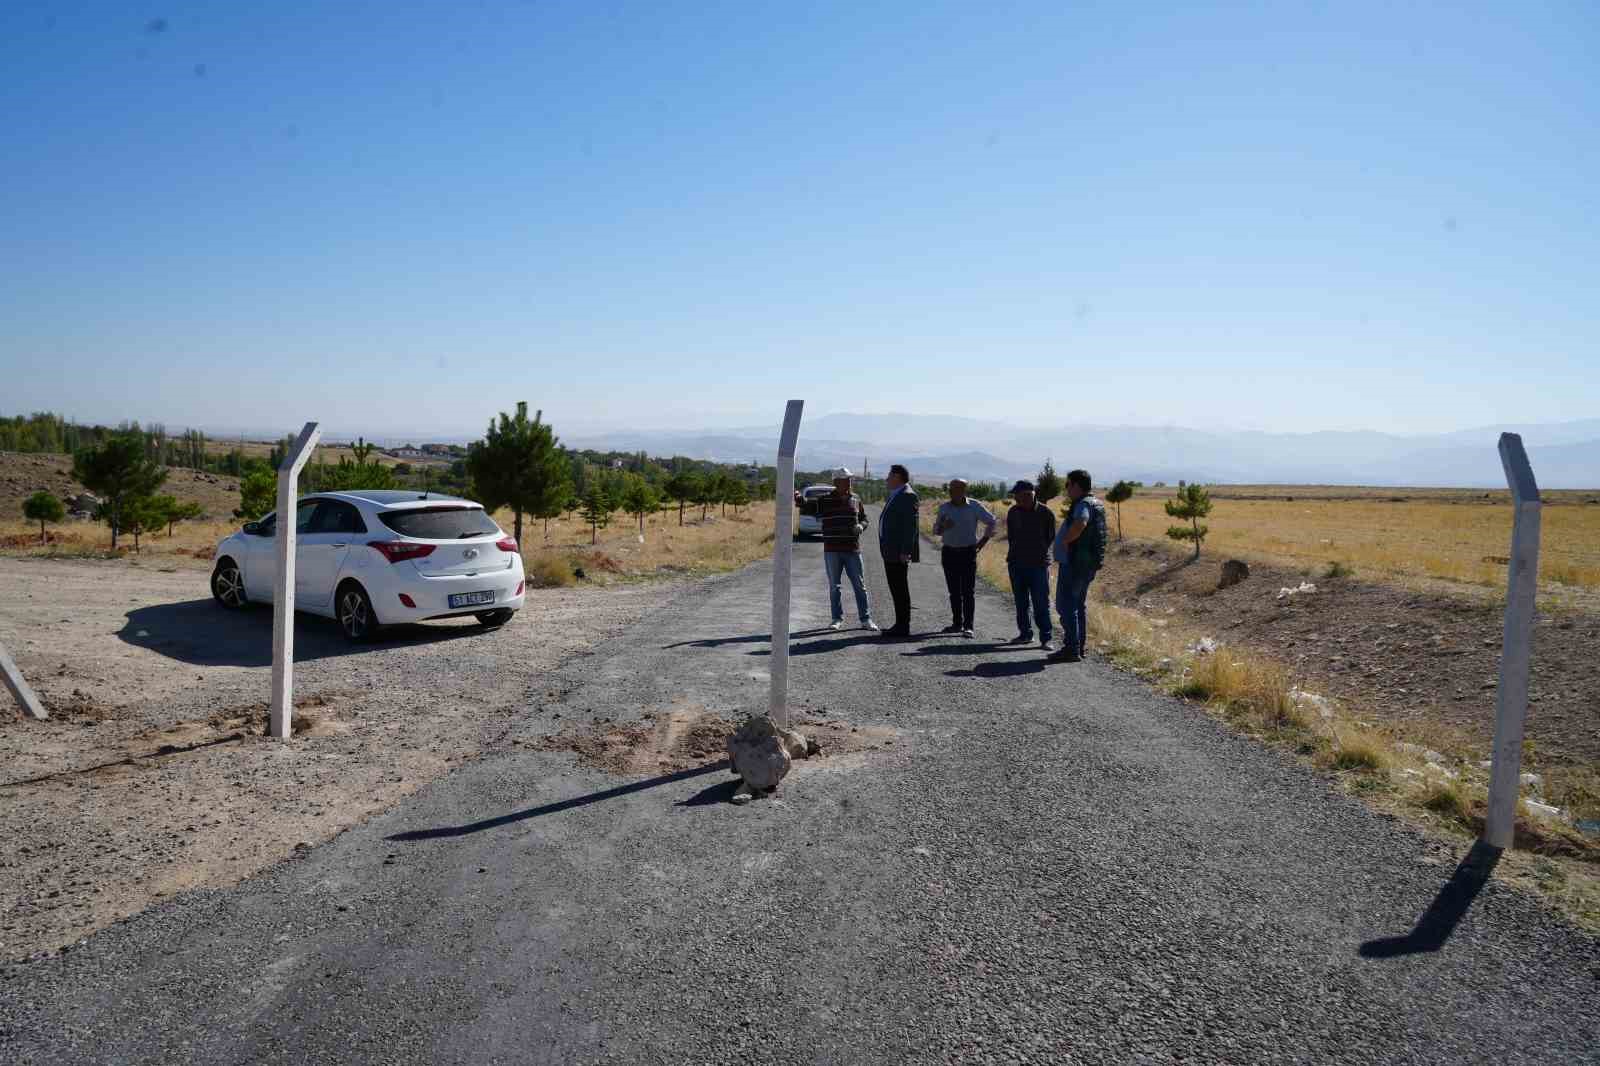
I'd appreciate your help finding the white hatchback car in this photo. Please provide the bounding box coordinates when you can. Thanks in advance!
[210,490,526,641]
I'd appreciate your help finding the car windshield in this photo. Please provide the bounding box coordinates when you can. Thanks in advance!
[377,506,499,540]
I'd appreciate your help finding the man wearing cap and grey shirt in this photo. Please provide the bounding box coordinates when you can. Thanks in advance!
[932,478,996,637]
[794,468,878,632]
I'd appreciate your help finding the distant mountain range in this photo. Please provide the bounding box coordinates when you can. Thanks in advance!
[567,415,1600,489]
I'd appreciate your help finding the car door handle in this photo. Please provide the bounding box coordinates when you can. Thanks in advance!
[331,543,347,549]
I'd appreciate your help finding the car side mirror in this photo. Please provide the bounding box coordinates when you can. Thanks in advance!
[243,521,260,535]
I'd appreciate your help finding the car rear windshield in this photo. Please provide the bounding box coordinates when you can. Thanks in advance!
[377,506,499,539]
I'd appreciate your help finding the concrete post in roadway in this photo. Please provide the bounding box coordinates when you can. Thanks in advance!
[270,422,322,740]
[1,640,48,721]
[769,400,804,731]
[1485,432,1541,850]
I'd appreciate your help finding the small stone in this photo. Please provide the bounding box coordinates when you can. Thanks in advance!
[1218,559,1250,589]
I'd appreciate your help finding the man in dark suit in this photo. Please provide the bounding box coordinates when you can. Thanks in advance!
[878,463,920,638]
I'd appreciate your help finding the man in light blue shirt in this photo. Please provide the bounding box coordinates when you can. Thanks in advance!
[932,478,996,636]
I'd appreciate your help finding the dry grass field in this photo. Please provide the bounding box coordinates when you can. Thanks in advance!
[1113,486,1600,593]
[930,487,1600,598]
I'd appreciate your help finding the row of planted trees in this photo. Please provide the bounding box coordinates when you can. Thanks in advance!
[19,437,205,551]
[466,403,760,546]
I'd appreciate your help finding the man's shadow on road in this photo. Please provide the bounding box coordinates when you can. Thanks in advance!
[902,642,1035,657]
[946,659,1046,678]
[1358,840,1501,959]
[748,633,889,656]
[663,628,831,650]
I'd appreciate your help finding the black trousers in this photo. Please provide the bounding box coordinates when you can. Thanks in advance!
[881,554,912,631]
[941,546,978,627]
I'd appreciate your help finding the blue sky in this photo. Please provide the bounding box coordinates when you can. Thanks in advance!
[3,1,1595,438]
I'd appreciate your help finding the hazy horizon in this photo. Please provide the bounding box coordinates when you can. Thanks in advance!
[9,408,1599,448]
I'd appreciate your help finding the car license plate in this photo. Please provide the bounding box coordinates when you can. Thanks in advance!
[449,590,496,609]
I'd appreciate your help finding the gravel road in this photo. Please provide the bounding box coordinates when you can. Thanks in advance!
[3,534,1597,1065]
[0,556,673,957]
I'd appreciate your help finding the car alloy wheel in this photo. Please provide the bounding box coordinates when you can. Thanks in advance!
[339,586,373,642]
[212,563,246,609]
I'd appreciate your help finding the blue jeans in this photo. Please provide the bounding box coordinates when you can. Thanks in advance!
[1056,565,1095,655]
[1007,563,1051,640]
[824,551,872,623]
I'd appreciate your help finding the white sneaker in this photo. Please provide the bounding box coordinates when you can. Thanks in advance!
[962,628,974,638]
[862,619,880,632]
[829,620,844,631]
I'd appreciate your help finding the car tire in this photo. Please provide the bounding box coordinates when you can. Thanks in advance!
[475,608,515,628]
[336,582,379,643]
[211,558,247,609]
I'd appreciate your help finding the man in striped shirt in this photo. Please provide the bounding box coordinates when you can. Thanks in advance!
[794,468,879,632]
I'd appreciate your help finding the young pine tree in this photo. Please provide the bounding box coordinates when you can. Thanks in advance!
[466,403,571,547]
[620,477,659,537]
[72,435,168,550]
[580,486,614,545]
[1163,483,1213,559]
[725,479,750,514]
[23,491,65,544]
[235,467,276,521]
[1105,480,1134,543]
[663,471,699,526]
[1035,459,1064,504]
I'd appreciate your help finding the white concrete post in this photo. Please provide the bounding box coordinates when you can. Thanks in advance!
[1,640,48,721]
[769,400,804,730]
[270,422,322,740]
[1485,432,1541,849]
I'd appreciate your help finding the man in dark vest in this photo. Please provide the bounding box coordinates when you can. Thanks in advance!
[1051,468,1107,662]
[878,464,920,638]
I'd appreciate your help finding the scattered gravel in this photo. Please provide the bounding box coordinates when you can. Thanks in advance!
[0,555,675,959]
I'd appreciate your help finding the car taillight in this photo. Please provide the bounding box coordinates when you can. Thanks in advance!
[496,537,518,554]
[370,542,436,564]
[515,580,524,596]
[398,593,417,608]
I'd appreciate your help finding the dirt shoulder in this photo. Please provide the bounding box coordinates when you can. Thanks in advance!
[0,555,684,960]
[1094,541,1600,769]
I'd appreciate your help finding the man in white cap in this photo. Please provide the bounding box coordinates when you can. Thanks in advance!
[795,467,877,631]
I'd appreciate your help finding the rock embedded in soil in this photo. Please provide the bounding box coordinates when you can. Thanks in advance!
[1218,559,1250,589]
[726,715,792,791]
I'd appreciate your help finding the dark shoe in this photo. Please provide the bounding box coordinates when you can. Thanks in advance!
[1048,648,1082,663]
[941,623,963,634]
[1008,633,1033,645]
[882,626,911,639]
[1039,637,1053,652]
